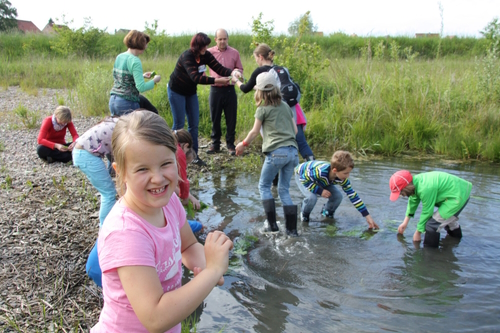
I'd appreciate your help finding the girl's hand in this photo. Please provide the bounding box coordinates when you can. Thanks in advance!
[366,215,379,229]
[190,196,200,210]
[143,72,152,79]
[235,142,245,156]
[204,231,233,278]
[68,142,76,151]
[413,230,422,242]
[55,143,68,152]
[397,223,407,234]
[321,190,331,198]
[153,75,161,83]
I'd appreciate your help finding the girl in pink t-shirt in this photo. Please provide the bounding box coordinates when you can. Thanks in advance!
[91,111,233,333]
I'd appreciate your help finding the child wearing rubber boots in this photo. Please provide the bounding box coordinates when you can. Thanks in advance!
[295,150,378,229]
[389,170,472,247]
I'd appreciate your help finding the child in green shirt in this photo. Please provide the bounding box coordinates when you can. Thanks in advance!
[389,170,472,247]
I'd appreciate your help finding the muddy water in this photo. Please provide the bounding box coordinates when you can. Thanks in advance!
[186,157,500,332]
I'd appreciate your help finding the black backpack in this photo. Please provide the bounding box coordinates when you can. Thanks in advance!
[269,65,300,107]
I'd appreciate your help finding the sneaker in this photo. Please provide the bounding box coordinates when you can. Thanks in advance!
[301,213,310,222]
[321,209,334,218]
[192,157,207,166]
[206,144,220,154]
[228,147,236,156]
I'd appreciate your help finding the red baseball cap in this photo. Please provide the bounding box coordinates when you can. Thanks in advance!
[389,170,413,201]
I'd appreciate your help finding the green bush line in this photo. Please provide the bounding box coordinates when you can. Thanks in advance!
[0,31,491,60]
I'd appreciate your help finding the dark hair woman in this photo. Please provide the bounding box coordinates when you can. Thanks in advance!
[167,32,240,166]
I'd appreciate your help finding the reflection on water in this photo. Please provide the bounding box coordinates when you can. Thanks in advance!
[187,157,500,332]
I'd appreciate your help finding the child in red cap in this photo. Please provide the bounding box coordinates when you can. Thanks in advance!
[389,170,472,247]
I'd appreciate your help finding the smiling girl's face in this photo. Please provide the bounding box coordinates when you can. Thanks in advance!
[120,139,178,217]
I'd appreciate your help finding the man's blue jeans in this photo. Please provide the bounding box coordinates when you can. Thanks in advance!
[259,146,299,206]
[168,85,200,154]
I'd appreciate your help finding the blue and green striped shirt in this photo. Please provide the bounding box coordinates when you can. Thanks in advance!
[295,161,369,217]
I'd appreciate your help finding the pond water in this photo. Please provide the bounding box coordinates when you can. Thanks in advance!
[184,156,500,332]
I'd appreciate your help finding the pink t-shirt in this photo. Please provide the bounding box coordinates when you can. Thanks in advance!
[91,194,186,333]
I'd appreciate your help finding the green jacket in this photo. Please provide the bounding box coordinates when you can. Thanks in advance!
[406,171,472,232]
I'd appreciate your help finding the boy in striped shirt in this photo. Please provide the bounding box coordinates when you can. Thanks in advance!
[294,150,378,229]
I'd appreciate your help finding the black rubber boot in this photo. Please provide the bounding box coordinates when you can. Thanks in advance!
[423,230,440,247]
[445,225,462,238]
[262,199,279,232]
[283,205,299,237]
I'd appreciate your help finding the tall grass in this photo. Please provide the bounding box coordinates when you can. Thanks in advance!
[1,38,499,161]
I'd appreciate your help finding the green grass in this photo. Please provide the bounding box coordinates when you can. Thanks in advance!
[1,40,499,161]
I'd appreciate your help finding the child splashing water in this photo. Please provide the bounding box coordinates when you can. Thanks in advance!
[91,111,233,332]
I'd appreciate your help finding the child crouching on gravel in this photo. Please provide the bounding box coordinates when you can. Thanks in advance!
[294,150,378,229]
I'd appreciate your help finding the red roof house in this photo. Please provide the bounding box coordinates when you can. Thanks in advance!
[17,20,41,33]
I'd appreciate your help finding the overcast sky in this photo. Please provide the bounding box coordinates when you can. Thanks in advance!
[11,0,499,37]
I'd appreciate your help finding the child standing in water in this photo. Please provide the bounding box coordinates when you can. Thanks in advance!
[389,170,472,247]
[235,72,300,236]
[295,150,379,229]
[91,111,233,332]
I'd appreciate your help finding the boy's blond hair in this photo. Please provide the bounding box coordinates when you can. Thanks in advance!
[330,150,354,171]
[54,106,72,123]
[112,111,177,196]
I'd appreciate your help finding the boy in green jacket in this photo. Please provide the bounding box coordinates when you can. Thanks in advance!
[389,170,472,247]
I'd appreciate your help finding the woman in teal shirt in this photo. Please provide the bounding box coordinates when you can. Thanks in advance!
[109,30,161,115]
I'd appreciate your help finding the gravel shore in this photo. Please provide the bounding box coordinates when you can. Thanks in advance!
[0,86,222,331]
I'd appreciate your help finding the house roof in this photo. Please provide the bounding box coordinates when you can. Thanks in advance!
[17,20,41,33]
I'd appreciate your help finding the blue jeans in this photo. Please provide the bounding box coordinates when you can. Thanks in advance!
[109,95,139,116]
[72,149,117,226]
[296,124,314,159]
[295,174,343,215]
[259,146,299,206]
[168,85,200,154]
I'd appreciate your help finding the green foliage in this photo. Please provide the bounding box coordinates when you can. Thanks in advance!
[288,11,318,36]
[184,201,209,219]
[0,0,17,32]
[1,174,12,189]
[50,17,109,57]
[75,61,113,116]
[13,103,39,129]
[480,17,500,49]
[250,12,274,48]
[232,234,259,255]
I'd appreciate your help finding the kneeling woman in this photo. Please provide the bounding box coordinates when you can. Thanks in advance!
[37,106,79,163]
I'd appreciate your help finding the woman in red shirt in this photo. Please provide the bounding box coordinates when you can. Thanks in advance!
[37,106,79,163]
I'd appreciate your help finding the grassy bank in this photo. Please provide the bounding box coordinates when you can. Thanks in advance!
[1,50,499,162]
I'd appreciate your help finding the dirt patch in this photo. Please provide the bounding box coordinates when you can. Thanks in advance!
[0,87,237,331]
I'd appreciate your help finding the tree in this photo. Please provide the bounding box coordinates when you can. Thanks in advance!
[288,11,317,36]
[0,0,17,32]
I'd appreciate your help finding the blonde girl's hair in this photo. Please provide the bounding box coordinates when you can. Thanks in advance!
[54,106,72,123]
[123,30,150,50]
[112,111,177,195]
[330,150,355,172]
[253,43,275,62]
[254,85,282,107]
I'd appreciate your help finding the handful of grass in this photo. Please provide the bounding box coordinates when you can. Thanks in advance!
[184,201,209,219]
